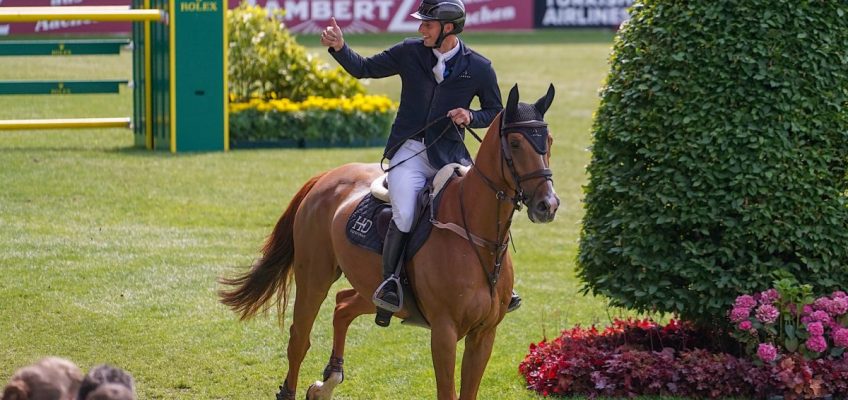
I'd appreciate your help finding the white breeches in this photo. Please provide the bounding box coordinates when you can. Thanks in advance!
[387,139,438,233]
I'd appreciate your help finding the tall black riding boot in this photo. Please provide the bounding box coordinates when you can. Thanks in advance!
[373,221,408,327]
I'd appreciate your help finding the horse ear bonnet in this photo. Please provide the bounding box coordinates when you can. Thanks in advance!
[503,84,552,155]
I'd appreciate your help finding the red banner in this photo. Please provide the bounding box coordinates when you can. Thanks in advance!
[228,0,533,33]
[0,0,132,36]
[0,0,533,36]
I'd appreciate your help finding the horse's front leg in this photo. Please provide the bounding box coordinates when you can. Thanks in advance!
[431,322,459,400]
[459,328,497,400]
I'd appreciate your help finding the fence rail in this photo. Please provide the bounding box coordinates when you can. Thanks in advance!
[0,6,165,23]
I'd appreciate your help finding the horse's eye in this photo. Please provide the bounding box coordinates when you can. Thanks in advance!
[510,140,520,149]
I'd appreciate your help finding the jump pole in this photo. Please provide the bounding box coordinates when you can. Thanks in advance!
[0,6,165,23]
[0,118,131,130]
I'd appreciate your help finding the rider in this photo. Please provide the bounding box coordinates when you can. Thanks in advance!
[321,0,521,326]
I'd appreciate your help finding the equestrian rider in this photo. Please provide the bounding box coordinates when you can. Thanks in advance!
[321,0,521,326]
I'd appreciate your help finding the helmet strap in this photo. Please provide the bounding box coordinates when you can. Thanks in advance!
[429,21,457,49]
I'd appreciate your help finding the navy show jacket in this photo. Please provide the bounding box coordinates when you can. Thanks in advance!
[329,38,503,168]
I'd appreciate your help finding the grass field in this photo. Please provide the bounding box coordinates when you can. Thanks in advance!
[0,30,635,399]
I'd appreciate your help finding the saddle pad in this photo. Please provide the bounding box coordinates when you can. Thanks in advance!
[345,193,434,261]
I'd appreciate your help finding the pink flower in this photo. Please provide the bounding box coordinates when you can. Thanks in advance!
[834,328,848,348]
[757,343,778,362]
[806,321,824,336]
[730,307,751,323]
[806,335,828,353]
[759,289,780,304]
[829,297,848,316]
[833,291,847,299]
[814,297,833,311]
[755,304,779,324]
[738,320,753,331]
[734,295,757,309]
[803,305,814,314]
[809,310,832,325]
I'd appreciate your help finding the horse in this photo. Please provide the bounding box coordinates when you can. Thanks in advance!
[218,84,559,400]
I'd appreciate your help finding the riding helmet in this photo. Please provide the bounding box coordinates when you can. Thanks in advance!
[411,0,466,35]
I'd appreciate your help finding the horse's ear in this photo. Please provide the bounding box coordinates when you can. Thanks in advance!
[534,84,555,116]
[505,84,519,121]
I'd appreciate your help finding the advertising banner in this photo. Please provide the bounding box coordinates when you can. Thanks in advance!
[0,0,133,36]
[1,1,579,36]
[228,0,534,33]
[534,0,632,28]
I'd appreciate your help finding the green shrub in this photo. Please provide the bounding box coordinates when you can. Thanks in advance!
[578,0,848,325]
[229,95,396,147]
[227,3,363,102]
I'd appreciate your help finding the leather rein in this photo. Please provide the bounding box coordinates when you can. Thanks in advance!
[431,117,552,294]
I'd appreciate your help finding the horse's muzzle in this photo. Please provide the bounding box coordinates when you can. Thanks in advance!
[528,191,559,223]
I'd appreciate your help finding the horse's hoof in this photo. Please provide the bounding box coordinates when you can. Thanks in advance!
[305,371,343,400]
[305,382,324,400]
[276,384,296,400]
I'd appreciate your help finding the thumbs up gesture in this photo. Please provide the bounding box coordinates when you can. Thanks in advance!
[320,17,344,52]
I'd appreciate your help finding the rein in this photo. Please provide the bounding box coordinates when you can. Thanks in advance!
[381,115,451,173]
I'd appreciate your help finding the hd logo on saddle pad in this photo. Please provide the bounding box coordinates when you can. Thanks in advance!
[351,216,373,236]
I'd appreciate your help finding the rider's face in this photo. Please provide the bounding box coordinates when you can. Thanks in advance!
[418,20,449,47]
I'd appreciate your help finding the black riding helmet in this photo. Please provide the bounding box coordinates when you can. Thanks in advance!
[410,0,466,48]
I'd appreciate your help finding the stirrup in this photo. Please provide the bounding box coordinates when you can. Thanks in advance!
[372,275,403,313]
[507,293,522,313]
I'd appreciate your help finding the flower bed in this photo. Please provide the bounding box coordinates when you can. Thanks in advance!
[519,318,848,398]
[228,94,397,148]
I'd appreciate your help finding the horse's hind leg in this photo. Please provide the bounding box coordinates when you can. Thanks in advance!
[277,259,337,400]
[306,288,374,400]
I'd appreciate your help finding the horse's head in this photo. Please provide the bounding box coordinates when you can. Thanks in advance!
[500,84,559,223]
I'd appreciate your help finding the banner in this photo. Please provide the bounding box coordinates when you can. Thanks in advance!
[0,0,536,36]
[0,0,133,36]
[534,0,632,28]
[229,0,534,33]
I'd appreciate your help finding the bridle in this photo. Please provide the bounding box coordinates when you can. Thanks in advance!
[495,118,554,210]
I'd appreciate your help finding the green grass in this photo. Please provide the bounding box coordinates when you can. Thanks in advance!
[0,30,637,399]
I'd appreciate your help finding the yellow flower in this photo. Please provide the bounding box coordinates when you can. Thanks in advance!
[229,95,397,115]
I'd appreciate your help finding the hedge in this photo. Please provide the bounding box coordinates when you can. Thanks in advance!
[578,0,848,325]
[229,95,397,148]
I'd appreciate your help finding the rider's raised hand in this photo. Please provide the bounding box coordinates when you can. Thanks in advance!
[320,17,344,52]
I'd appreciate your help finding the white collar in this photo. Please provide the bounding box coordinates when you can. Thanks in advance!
[432,41,460,61]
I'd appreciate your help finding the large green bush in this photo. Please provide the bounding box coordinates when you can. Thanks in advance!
[227,3,363,102]
[578,0,848,324]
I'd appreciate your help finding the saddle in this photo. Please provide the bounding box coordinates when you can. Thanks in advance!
[345,163,469,328]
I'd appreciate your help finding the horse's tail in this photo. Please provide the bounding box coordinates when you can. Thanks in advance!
[218,171,327,324]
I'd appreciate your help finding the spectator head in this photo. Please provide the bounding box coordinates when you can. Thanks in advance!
[82,383,133,400]
[2,357,83,400]
[76,365,135,400]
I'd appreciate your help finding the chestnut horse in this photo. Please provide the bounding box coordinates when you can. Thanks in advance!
[219,84,559,400]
